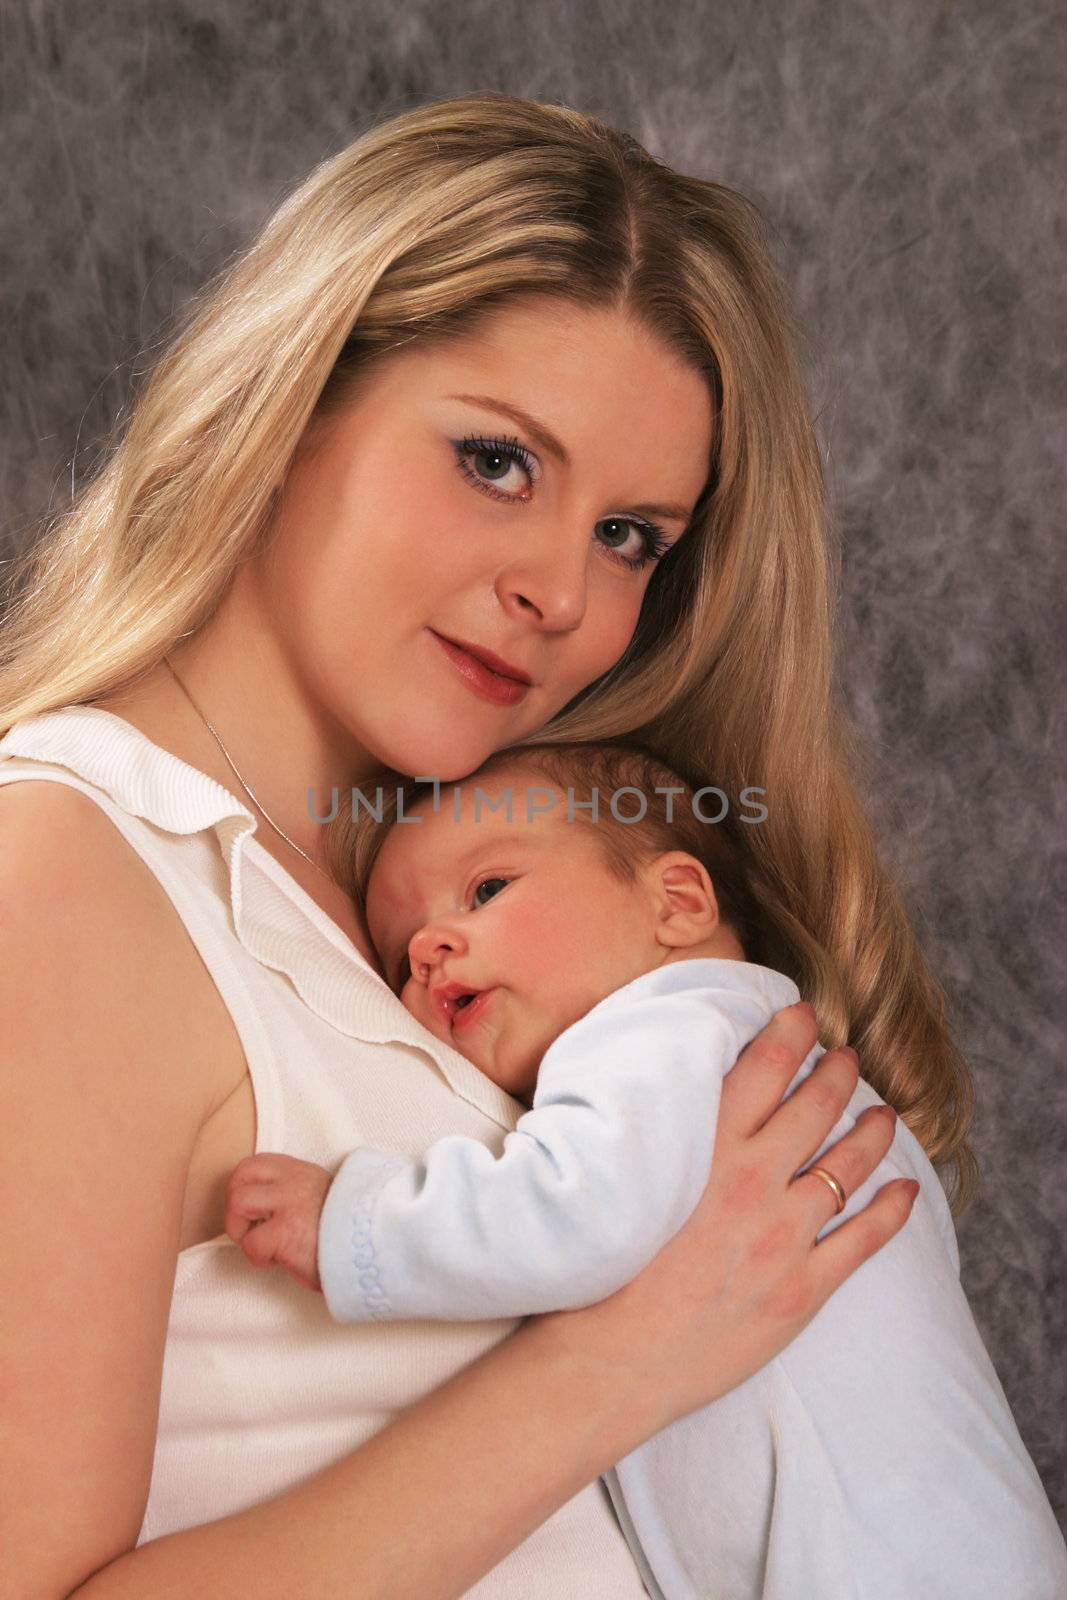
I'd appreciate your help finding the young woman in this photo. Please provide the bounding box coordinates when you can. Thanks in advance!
[1,93,968,1597]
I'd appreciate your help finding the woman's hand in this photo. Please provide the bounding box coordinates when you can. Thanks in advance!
[536,1000,916,1437]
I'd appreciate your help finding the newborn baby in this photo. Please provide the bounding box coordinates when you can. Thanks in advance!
[225,741,1066,1600]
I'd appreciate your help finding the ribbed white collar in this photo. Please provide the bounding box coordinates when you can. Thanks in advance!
[0,706,523,1131]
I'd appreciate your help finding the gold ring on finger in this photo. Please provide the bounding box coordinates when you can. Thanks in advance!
[800,1164,847,1214]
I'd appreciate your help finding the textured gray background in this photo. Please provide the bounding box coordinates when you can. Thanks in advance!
[3,0,1064,1533]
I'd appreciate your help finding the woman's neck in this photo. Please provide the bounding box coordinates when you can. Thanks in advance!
[85,569,383,969]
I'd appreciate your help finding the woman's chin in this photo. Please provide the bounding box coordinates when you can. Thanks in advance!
[371,722,533,785]
[367,736,496,785]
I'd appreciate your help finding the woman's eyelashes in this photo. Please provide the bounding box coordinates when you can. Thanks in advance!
[450,432,672,571]
[453,433,539,501]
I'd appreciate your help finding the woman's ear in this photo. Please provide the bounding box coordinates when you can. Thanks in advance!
[640,851,721,949]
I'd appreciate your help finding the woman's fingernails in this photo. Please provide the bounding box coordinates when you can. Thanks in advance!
[880,1105,898,1126]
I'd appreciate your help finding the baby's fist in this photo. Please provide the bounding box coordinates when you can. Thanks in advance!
[224,1152,332,1293]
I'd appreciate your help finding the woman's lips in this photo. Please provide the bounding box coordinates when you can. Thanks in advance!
[430,631,531,707]
[451,988,496,1034]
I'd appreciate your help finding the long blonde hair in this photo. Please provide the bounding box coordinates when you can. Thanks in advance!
[0,91,976,1213]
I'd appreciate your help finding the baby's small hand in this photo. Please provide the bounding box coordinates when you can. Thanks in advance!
[224,1152,332,1293]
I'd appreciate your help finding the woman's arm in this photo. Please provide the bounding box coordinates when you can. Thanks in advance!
[0,783,234,1600]
[78,1026,904,1600]
[1,787,911,1600]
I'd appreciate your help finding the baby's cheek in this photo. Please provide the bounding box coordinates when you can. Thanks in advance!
[511,906,569,983]
[399,976,428,1022]
[516,909,604,1017]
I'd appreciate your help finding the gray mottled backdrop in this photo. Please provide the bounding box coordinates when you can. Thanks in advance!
[3,0,1064,1533]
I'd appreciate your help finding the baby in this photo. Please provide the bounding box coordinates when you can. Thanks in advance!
[225,741,1066,1600]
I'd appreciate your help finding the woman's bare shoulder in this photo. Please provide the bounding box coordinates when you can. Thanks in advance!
[0,775,228,1118]
[0,769,151,867]
[0,772,163,913]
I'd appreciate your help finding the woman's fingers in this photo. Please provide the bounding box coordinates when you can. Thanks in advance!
[758,1044,860,1175]
[717,1002,821,1138]
[808,1177,920,1302]
[789,1104,899,1231]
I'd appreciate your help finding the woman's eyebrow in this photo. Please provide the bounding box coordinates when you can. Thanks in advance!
[444,391,695,524]
[445,392,571,467]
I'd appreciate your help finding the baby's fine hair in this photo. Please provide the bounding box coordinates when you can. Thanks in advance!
[339,739,774,967]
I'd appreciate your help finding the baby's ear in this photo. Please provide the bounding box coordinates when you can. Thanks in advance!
[643,851,720,948]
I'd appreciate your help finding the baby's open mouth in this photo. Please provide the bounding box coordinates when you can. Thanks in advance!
[432,983,496,1033]
[431,981,489,1025]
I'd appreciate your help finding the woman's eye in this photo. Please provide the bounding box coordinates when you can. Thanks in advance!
[472,876,509,907]
[595,516,671,572]
[453,434,537,501]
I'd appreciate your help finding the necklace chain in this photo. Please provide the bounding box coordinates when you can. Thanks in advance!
[162,655,335,886]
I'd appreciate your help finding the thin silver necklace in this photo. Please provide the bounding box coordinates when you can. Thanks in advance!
[162,655,335,887]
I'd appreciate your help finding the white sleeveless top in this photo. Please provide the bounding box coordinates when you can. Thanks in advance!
[0,706,647,1598]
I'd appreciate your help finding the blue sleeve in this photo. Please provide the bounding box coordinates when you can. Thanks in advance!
[316,984,738,1323]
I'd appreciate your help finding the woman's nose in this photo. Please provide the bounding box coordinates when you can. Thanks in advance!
[495,527,588,632]
[407,921,469,983]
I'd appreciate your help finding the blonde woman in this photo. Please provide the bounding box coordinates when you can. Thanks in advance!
[1,94,978,1597]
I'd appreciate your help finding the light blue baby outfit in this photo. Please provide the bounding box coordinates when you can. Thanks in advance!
[318,957,1067,1599]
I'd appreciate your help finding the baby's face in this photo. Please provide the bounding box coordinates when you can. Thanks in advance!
[364,771,667,1102]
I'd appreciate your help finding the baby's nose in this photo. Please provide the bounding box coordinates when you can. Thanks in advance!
[408,921,467,980]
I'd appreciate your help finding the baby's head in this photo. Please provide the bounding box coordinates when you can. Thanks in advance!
[358,742,762,1104]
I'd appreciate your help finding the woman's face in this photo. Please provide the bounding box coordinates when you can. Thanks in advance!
[253,295,715,782]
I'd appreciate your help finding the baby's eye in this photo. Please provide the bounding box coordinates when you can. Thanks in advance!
[472,877,509,907]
